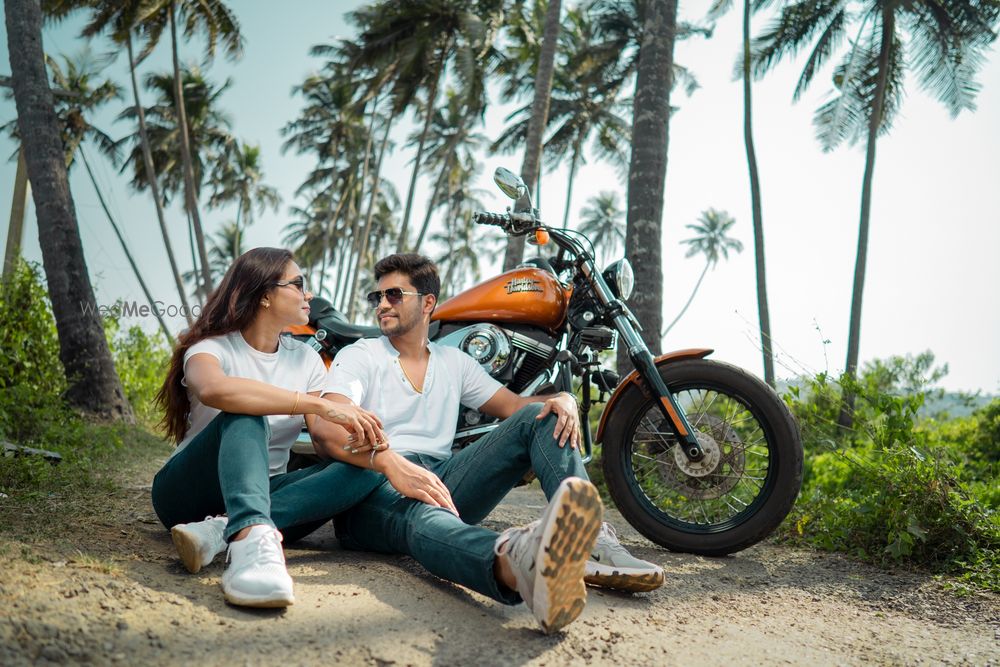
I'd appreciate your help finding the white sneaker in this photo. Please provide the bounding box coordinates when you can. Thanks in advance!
[494,477,603,633]
[221,524,295,608]
[171,515,228,574]
[585,522,665,592]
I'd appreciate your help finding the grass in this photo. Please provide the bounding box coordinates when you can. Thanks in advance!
[0,420,171,547]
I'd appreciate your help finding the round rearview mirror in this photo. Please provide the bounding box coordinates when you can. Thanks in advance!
[494,167,527,201]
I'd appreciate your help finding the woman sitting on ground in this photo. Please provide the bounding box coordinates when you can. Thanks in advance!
[153,247,387,608]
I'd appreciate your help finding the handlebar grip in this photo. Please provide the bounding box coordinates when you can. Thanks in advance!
[473,211,510,227]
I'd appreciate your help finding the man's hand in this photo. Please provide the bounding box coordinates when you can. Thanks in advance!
[536,392,581,449]
[374,451,459,517]
[320,402,386,451]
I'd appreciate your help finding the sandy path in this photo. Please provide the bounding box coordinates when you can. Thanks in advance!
[1,482,997,666]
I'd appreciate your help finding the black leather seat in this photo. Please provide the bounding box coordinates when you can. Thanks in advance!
[309,297,380,341]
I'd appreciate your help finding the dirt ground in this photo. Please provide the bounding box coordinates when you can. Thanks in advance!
[1,451,998,667]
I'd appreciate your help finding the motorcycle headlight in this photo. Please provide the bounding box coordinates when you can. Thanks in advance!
[602,258,634,301]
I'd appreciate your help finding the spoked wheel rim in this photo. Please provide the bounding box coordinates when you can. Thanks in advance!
[625,383,779,534]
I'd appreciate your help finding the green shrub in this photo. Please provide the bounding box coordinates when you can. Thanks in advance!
[0,263,171,533]
[102,315,171,430]
[782,358,999,592]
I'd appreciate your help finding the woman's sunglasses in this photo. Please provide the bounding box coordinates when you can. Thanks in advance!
[366,288,426,310]
[275,276,308,294]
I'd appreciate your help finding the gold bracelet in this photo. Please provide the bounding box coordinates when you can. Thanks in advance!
[291,391,300,415]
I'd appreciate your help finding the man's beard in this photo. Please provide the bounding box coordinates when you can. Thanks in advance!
[379,311,418,336]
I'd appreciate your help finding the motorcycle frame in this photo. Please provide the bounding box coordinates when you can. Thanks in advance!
[543,226,709,462]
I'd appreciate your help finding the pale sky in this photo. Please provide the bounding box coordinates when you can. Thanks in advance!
[1,1,998,393]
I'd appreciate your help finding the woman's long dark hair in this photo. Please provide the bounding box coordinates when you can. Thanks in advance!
[157,247,294,443]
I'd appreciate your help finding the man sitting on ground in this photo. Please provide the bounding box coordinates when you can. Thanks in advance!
[310,253,663,633]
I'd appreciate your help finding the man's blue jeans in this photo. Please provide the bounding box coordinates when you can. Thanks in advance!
[152,412,384,542]
[335,403,589,604]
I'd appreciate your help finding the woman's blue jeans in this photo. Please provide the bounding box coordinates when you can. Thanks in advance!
[334,403,589,604]
[152,412,383,542]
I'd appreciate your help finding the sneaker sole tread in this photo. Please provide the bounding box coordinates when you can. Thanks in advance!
[535,479,603,634]
[584,569,665,592]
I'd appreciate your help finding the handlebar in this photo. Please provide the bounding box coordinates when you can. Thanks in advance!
[472,211,513,229]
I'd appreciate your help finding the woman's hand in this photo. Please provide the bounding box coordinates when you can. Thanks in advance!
[320,402,386,451]
[374,451,459,517]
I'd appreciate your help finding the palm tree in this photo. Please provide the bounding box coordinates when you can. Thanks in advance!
[43,0,196,324]
[492,7,631,234]
[578,191,626,265]
[613,0,678,370]
[282,70,370,298]
[751,0,1000,424]
[707,0,775,386]
[118,68,232,208]
[117,66,234,300]
[412,89,489,252]
[38,47,174,342]
[4,43,173,341]
[501,0,563,271]
[5,0,131,420]
[430,164,491,298]
[208,141,281,260]
[663,209,744,336]
[345,0,504,252]
[133,0,243,295]
[283,192,333,291]
[182,220,240,290]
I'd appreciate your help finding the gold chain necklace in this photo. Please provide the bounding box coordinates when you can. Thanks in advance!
[397,357,425,394]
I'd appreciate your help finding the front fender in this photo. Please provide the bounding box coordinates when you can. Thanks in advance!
[595,348,713,443]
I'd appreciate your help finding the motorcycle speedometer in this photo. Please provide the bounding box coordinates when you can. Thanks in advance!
[602,258,634,300]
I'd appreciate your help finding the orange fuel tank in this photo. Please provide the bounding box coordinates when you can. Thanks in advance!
[433,267,570,332]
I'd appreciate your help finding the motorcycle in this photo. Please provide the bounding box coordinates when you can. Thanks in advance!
[288,166,803,556]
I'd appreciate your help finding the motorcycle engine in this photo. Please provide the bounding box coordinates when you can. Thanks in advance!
[436,323,558,438]
[436,324,512,376]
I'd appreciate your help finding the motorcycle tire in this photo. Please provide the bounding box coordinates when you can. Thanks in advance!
[601,359,802,556]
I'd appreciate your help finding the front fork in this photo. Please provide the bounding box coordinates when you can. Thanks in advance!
[614,314,706,462]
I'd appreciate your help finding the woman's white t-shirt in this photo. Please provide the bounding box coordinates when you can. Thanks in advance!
[173,331,326,475]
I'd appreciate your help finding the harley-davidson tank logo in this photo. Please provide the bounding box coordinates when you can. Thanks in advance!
[504,277,544,294]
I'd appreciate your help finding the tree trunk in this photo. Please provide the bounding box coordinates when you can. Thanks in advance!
[414,150,453,252]
[502,0,562,272]
[233,201,243,260]
[126,33,192,326]
[617,0,677,373]
[348,107,394,320]
[838,8,894,429]
[340,101,378,318]
[317,172,353,299]
[3,149,30,280]
[396,38,450,253]
[662,261,709,336]
[742,0,774,387]
[561,139,581,229]
[315,132,345,297]
[170,4,213,295]
[5,0,132,421]
[334,187,359,310]
[79,147,174,344]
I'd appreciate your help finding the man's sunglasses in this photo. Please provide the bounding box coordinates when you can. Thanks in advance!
[366,288,426,310]
[275,276,308,294]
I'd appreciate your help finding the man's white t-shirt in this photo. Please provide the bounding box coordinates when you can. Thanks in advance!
[323,336,503,459]
[175,331,327,475]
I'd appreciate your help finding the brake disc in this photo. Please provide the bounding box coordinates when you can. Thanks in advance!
[654,413,746,500]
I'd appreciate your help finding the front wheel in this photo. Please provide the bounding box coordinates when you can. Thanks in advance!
[602,359,802,556]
